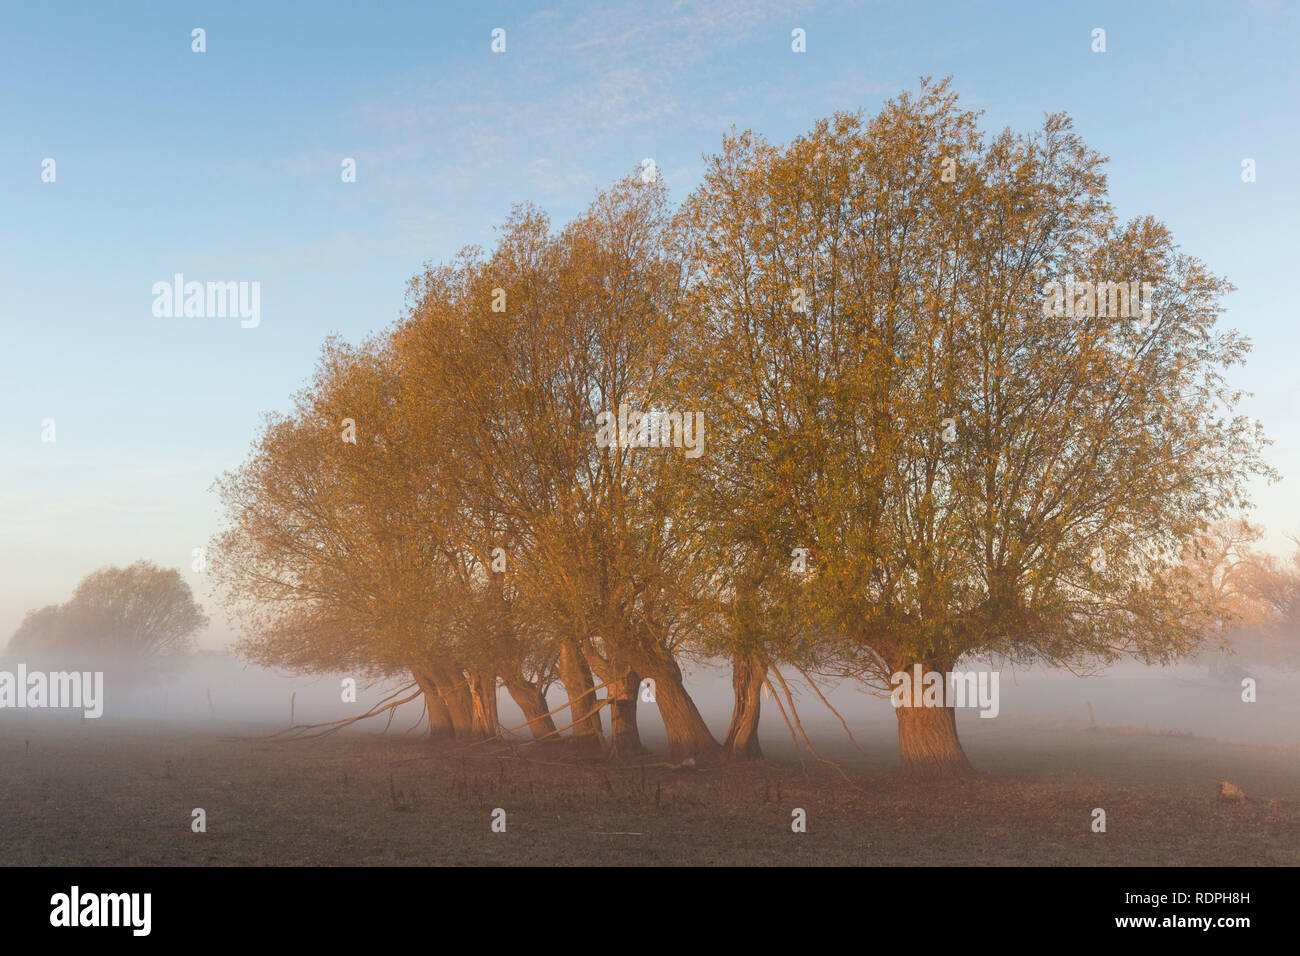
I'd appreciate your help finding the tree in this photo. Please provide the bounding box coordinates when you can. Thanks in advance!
[397,181,722,760]
[1192,525,1300,671]
[8,561,207,675]
[210,78,1274,777]
[211,337,495,739]
[1238,546,1300,669]
[676,78,1273,775]
[8,605,66,655]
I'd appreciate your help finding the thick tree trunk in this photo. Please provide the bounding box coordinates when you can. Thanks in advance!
[583,646,643,758]
[722,654,764,760]
[504,677,557,739]
[411,666,455,740]
[558,639,604,753]
[604,665,643,758]
[637,655,719,763]
[427,659,477,738]
[895,702,974,777]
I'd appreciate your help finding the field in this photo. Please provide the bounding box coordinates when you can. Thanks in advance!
[2,713,1298,866]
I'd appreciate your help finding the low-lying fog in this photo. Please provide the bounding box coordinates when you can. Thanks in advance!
[2,650,1295,756]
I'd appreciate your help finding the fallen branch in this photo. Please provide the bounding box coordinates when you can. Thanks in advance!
[267,682,421,740]
[518,697,612,749]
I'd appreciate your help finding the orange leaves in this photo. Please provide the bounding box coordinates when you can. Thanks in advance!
[211,81,1271,703]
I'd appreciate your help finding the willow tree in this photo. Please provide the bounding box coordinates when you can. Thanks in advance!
[678,78,1272,775]
[211,338,496,739]
[397,177,723,760]
[393,234,609,751]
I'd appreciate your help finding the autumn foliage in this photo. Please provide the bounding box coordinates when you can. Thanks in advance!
[211,80,1274,776]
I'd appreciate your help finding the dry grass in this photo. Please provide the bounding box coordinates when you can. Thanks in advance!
[1,719,1297,866]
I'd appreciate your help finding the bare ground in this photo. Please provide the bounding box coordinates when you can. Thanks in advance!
[2,718,1297,866]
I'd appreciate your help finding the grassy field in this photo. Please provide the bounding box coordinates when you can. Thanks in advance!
[2,715,1297,866]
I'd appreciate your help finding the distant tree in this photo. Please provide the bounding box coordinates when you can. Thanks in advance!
[7,605,65,655]
[1180,520,1269,651]
[1175,521,1300,672]
[7,561,207,674]
[1230,539,1300,670]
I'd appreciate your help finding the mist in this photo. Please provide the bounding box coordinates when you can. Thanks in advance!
[6,648,1293,760]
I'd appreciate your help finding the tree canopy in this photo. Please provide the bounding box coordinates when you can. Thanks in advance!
[9,561,207,676]
[211,78,1273,775]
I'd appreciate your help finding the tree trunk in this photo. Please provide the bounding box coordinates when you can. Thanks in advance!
[558,639,604,753]
[583,645,643,758]
[605,665,643,758]
[427,659,477,738]
[411,666,455,740]
[722,654,764,760]
[504,677,557,739]
[637,655,719,763]
[895,702,974,777]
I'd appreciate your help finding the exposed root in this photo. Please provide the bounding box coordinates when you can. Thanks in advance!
[791,663,876,768]
[769,665,864,790]
[762,673,806,774]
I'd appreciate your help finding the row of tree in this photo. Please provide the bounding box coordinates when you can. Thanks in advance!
[211,79,1273,776]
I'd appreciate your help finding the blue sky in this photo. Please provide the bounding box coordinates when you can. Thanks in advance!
[2,0,1297,648]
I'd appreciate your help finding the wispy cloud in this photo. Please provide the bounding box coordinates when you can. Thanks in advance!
[354,0,829,171]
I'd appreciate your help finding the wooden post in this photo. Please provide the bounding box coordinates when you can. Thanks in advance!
[1086,700,1095,725]
[207,688,214,721]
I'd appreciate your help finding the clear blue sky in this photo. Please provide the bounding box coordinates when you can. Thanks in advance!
[2,0,1297,648]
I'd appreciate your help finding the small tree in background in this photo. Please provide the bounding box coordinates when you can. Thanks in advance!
[8,561,207,677]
